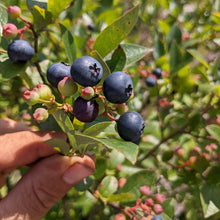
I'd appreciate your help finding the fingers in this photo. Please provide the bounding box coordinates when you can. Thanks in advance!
[0,118,32,135]
[0,154,95,220]
[0,130,66,173]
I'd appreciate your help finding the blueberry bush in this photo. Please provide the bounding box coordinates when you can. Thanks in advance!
[0,0,220,219]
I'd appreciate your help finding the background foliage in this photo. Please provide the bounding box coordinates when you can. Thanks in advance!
[0,0,220,219]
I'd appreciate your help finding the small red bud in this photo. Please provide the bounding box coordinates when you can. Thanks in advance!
[114,213,126,220]
[153,204,164,214]
[7,6,21,19]
[140,185,150,196]
[33,108,48,122]
[3,23,18,39]
[22,112,31,121]
[23,90,40,105]
[155,194,166,204]
[176,148,184,157]
[145,198,154,207]
[118,178,126,189]
[80,86,95,100]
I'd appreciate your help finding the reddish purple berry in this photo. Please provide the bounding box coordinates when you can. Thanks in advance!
[73,97,99,123]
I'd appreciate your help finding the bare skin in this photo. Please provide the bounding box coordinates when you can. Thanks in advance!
[0,118,95,220]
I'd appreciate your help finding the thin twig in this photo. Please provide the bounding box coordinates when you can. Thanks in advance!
[138,124,188,164]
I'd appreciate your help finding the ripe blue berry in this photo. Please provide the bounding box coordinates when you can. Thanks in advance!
[152,68,162,78]
[117,111,145,144]
[103,71,133,104]
[145,76,157,87]
[73,96,99,123]
[71,56,103,87]
[47,62,71,87]
[8,40,34,63]
[152,216,163,220]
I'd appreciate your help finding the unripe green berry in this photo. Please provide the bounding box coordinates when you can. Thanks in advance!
[80,86,95,100]
[23,90,40,105]
[7,6,21,19]
[34,84,54,101]
[3,23,18,39]
[58,76,78,97]
[33,108,48,122]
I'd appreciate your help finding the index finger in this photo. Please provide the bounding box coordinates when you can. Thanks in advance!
[0,130,66,173]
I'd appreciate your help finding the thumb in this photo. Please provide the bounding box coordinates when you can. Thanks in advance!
[0,154,95,220]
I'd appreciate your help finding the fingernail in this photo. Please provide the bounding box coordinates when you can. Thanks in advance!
[63,163,94,185]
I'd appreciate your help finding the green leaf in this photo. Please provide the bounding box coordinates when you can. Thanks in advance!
[44,138,70,155]
[93,4,140,57]
[167,23,182,50]
[0,3,8,37]
[206,124,220,143]
[93,158,107,179]
[0,59,27,79]
[119,170,156,193]
[26,0,48,10]
[98,176,118,198]
[160,213,173,220]
[32,5,52,31]
[187,49,210,69]
[75,176,94,192]
[200,183,220,218]
[169,40,182,75]
[106,45,126,72]
[83,121,113,137]
[74,134,139,164]
[108,193,134,202]
[211,55,220,80]
[121,43,151,66]
[89,50,111,84]
[60,23,77,64]
[52,110,76,148]
[162,198,175,218]
[153,35,165,59]
[47,0,72,18]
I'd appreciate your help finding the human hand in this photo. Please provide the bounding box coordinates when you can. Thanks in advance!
[0,118,95,220]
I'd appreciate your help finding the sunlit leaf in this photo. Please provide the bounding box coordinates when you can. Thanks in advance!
[206,124,220,143]
[187,49,210,69]
[47,0,72,18]
[0,3,7,37]
[93,4,140,57]
[200,183,220,218]
[83,121,113,137]
[32,5,52,31]
[60,23,77,63]
[121,43,150,66]
[106,45,126,72]
[44,138,70,155]
[52,110,76,148]
[98,176,118,198]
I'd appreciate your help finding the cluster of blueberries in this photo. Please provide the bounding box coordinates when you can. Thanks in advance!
[145,68,162,87]
[7,39,145,145]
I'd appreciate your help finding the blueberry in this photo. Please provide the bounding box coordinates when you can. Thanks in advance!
[152,216,163,220]
[8,40,34,63]
[73,96,99,123]
[117,111,145,144]
[71,56,103,87]
[47,62,71,87]
[103,71,133,104]
[145,76,157,87]
[152,68,162,78]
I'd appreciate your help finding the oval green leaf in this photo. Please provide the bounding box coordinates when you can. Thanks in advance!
[93,4,140,58]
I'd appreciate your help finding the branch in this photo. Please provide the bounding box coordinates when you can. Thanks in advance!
[138,124,188,164]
